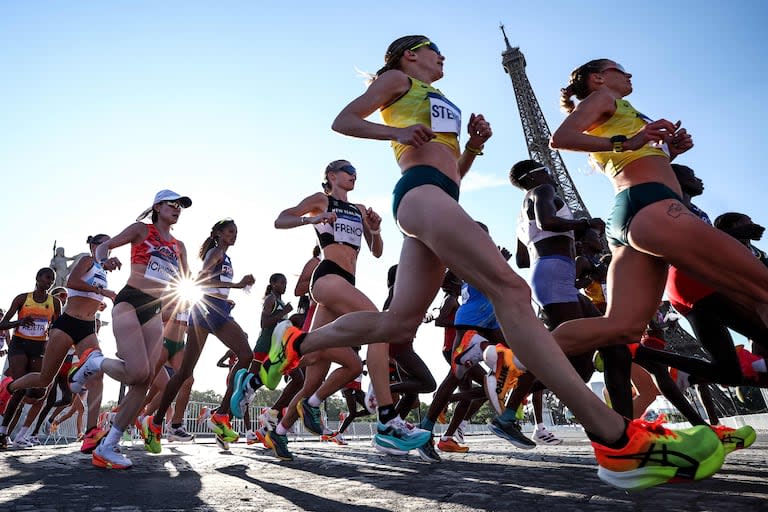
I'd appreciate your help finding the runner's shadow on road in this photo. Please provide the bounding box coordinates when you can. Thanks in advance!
[0,446,207,510]
[216,464,392,512]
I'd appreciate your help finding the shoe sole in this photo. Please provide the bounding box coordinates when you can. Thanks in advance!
[215,435,230,451]
[374,432,431,454]
[229,369,248,419]
[597,439,725,491]
[438,445,469,453]
[92,453,132,470]
[488,423,536,450]
[167,435,194,443]
[484,375,504,415]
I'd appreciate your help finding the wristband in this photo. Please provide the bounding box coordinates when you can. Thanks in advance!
[370,228,381,235]
[465,143,484,156]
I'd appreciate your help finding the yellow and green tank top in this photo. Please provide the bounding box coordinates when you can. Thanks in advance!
[14,293,55,341]
[380,77,461,161]
[587,99,669,177]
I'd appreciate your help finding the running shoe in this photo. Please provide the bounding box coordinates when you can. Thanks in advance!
[166,424,194,443]
[297,398,324,436]
[27,436,41,446]
[93,441,132,470]
[710,424,756,456]
[534,426,563,446]
[489,417,536,450]
[208,413,238,443]
[415,437,442,462]
[328,431,348,445]
[437,437,469,453]
[0,433,7,450]
[257,427,272,448]
[483,344,523,415]
[142,415,162,454]
[258,408,279,432]
[593,418,725,491]
[196,406,211,425]
[12,436,33,449]
[80,427,107,454]
[452,330,486,380]
[135,415,147,441]
[454,420,468,444]
[245,430,259,445]
[735,345,761,381]
[374,416,432,454]
[269,320,303,377]
[364,383,378,414]
[230,368,256,419]
[215,434,230,451]
[67,347,103,393]
[266,431,293,461]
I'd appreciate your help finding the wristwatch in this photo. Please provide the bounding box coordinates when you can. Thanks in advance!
[610,135,627,153]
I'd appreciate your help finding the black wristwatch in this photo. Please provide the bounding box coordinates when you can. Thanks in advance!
[610,135,627,153]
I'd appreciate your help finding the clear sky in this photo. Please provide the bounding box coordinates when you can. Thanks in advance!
[1,1,766,403]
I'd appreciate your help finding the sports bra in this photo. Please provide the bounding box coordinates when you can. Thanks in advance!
[315,197,364,251]
[516,189,575,258]
[67,260,108,302]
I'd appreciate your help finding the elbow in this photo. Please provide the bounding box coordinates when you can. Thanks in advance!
[550,132,565,150]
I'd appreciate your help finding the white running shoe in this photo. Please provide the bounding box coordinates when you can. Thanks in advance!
[533,426,562,446]
[93,441,133,469]
[12,436,33,449]
[258,408,279,432]
[246,430,259,445]
[68,348,104,393]
[196,406,211,425]
[28,435,42,446]
[166,425,194,442]
[364,383,378,415]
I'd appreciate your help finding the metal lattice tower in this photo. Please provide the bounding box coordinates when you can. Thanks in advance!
[500,25,591,220]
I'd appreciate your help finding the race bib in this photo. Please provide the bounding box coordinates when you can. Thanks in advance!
[428,92,461,134]
[18,319,49,338]
[144,254,179,284]
[334,214,363,246]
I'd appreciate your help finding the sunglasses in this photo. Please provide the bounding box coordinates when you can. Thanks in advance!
[334,165,357,176]
[163,201,184,209]
[601,64,630,76]
[409,40,441,55]
[517,165,551,180]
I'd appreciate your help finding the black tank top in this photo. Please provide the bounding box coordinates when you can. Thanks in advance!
[314,197,364,251]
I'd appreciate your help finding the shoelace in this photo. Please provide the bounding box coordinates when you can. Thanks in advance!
[635,415,675,438]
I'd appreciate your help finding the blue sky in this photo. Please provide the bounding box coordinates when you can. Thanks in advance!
[1,1,766,400]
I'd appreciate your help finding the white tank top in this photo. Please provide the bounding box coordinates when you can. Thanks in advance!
[66,260,108,302]
[516,188,575,258]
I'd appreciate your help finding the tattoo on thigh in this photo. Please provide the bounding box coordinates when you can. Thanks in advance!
[666,203,696,220]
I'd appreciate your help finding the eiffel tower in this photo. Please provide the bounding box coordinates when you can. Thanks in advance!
[499,24,590,221]
[499,25,703,356]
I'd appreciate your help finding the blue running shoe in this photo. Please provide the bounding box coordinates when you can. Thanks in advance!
[297,398,325,436]
[374,417,431,454]
[230,369,256,419]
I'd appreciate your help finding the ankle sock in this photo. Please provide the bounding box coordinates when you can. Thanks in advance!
[307,394,322,407]
[104,426,123,447]
[586,418,630,449]
[499,407,518,422]
[377,404,397,424]
[276,424,288,436]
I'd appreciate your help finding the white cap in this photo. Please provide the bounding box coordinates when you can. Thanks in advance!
[136,189,192,221]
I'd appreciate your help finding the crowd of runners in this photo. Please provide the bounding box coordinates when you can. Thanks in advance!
[1,35,767,492]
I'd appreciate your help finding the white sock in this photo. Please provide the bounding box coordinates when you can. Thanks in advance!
[0,425,6,435]
[752,359,767,373]
[276,423,288,436]
[103,425,123,447]
[536,423,545,431]
[307,394,322,407]
[440,434,451,441]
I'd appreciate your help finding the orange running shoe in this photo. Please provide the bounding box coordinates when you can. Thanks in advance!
[437,437,469,453]
[593,418,725,490]
[451,330,486,380]
[80,427,107,454]
[483,344,523,415]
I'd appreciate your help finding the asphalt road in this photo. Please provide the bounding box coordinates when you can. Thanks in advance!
[0,433,766,511]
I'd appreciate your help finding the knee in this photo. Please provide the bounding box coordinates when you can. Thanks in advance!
[384,312,422,342]
[125,367,153,386]
[422,374,437,393]
[347,360,363,376]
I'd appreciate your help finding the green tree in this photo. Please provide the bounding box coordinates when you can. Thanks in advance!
[190,389,223,405]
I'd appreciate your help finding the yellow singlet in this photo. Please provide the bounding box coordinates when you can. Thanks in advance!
[14,293,55,341]
[380,77,461,161]
[587,99,669,177]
